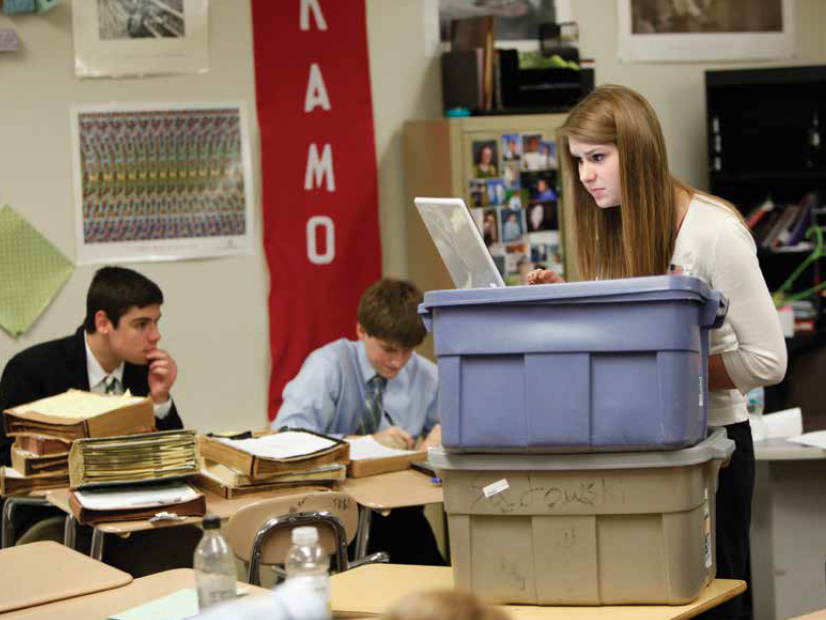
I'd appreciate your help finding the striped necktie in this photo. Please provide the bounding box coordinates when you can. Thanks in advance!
[104,375,121,395]
[360,374,387,435]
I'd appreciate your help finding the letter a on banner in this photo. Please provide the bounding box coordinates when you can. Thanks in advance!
[251,0,382,421]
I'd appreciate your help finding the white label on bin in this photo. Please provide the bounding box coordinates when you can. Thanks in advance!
[703,489,713,569]
[483,478,509,498]
[699,375,704,407]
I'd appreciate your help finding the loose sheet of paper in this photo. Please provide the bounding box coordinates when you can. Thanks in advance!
[74,481,199,510]
[346,435,418,460]
[13,390,143,419]
[787,430,826,450]
[216,431,336,459]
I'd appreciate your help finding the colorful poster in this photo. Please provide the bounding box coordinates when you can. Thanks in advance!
[70,103,255,264]
[252,0,382,420]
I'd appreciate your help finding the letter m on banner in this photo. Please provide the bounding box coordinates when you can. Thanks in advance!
[251,0,382,421]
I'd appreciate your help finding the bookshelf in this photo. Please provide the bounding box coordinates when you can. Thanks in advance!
[403,114,575,360]
[706,65,826,321]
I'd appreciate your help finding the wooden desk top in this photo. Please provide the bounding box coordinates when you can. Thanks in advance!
[44,469,443,533]
[789,610,826,620]
[754,438,826,461]
[1,568,269,620]
[330,565,747,620]
[0,541,132,614]
[340,469,443,510]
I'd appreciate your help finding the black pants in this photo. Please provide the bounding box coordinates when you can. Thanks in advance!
[350,505,446,566]
[697,421,755,620]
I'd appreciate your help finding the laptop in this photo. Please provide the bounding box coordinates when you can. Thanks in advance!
[414,197,506,289]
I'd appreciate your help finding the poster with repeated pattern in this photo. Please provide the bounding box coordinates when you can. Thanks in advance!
[70,103,254,264]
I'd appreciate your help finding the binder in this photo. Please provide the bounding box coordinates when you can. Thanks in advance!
[0,466,70,495]
[194,460,345,499]
[10,446,68,475]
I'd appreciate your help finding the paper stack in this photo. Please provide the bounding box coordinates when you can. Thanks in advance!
[194,430,350,498]
[345,436,428,478]
[68,429,200,489]
[1,389,156,495]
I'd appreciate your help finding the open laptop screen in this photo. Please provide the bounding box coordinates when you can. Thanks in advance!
[414,197,506,289]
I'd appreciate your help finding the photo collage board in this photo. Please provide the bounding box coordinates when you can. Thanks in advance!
[468,131,563,285]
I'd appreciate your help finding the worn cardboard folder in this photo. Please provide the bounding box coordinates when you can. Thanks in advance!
[68,481,207,525]
[69,429,200,489]
[194,459,345,498]
[0,465,70,495]
[14,433,71,457]
[345,436,428,478]
[0,541,132,614]
[10,445,69,475]
[3,389,156,441]
[198,429,350,481]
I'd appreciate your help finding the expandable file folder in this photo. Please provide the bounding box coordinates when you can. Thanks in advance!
[0,465,70,495]
[67,481,207,525]
[194,459,345,499]
[3,389,156,441]
[10,445,68,475]
[198,429,350,481]
[345,436,428,478]
[69,429,200,489]
[13,433,71,457]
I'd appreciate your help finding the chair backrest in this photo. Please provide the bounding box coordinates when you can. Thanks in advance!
[225,490,359,572]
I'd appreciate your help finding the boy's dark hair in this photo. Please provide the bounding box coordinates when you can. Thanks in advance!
[83,266,164,333]
[357,278,426,349]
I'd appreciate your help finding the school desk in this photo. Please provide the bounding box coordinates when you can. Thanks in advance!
[339,468,444,558]
[45,487,291,560]
[329,564,747,619]
[0,568,269,620]
[0,540,132,614]
[751,438,826,620]
[789,610,826,620]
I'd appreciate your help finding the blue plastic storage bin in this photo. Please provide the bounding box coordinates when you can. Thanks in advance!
[419,275,727,452]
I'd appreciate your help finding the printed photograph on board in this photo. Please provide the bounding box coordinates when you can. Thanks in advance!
[472,140,499,178]
[98,0,185,40]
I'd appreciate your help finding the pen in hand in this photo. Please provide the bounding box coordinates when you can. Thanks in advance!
[383,409,397,426]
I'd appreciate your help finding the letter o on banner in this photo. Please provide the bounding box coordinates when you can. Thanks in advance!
[307,215,335,264]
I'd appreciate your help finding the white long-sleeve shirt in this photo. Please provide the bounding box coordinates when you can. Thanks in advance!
[671,194,787,426]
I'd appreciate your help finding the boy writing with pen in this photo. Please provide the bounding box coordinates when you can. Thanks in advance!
[273,278,444,565]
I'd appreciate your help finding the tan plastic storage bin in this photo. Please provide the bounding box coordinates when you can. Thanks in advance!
[428,428,734,605]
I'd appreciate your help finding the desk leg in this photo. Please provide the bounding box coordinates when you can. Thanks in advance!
[91,529,105,561]
[1,499,14,548]
[354,506,373,560]
[64,515,78,550]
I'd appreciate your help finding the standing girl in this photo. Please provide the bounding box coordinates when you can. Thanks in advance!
[528,84,787,619]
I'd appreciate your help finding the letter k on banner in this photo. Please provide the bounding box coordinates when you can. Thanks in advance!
[251,0,382,421]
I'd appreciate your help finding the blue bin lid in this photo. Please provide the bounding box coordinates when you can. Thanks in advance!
[421,275,716,310]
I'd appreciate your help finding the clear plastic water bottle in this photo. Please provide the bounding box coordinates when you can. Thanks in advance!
[284,526,330,609]
[746,386,765,416]
[194,514,237,611]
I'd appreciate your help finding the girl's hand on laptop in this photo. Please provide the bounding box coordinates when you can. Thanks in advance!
[526,269,565,285]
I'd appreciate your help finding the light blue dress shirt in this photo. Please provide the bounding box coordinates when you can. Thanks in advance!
[273,339,439,438]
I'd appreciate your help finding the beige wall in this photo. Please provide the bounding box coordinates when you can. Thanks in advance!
[2,1,826,431]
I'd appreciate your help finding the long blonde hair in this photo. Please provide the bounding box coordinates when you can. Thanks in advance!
[558,84,686,280]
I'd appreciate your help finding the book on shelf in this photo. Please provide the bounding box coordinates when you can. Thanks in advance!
[3,390,155,441]
[345,436,428,478]
[198,429,350,482]
[450,15,495,110]
[67,481,206,525]
[745,197,774,229]
[0,466,70,495]
[764,204,801,249]
[194,459,344,499]
[68,429,200,489]
[10,446,68,476]
[13,434,71,457]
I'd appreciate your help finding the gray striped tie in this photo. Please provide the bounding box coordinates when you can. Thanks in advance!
[360,375,387,435]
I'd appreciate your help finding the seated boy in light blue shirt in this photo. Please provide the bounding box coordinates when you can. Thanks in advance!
[273,278,441,451]
[273,278,444,565]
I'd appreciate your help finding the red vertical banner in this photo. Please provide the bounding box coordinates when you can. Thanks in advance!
[251,0,382,421]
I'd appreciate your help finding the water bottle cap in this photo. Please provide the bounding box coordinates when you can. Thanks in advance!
[292,526,318,545]
[202,514,220,530]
